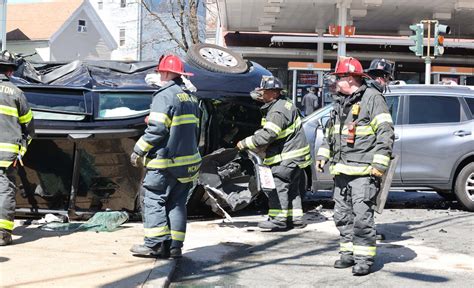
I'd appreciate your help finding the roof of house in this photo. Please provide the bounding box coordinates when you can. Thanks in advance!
[7,0,83,41]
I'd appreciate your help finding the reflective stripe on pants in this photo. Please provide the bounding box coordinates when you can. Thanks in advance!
[333,174,378,265]
[142,169,191,248]
[267,165,304,223]
[0,167,16,231]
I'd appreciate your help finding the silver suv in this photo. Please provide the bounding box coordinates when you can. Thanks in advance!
[303,85,474,211]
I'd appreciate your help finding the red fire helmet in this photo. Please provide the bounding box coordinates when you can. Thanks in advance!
[331,56,369,78]
[156,54,194,76]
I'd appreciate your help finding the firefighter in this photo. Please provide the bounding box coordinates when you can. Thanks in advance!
[315,57,394,276]
[366,58,395,92]
[129,55,200,258]
[237,76,312,231]
[0,51,34,246]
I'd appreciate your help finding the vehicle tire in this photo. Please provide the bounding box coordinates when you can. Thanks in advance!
[435,190,456,201]
[186,43,248,74]
[454,163,474,212]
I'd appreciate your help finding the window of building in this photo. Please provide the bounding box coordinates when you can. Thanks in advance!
[120,0,126,8]
[119,28,126,46]
[78,20,87,33]
[409,95,461,124]
[98,0,103,10]
[465,97,474,116]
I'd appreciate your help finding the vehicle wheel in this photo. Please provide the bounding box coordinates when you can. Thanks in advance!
[454,163,474,212]
[435,190,456,201]
[186,43,248,74]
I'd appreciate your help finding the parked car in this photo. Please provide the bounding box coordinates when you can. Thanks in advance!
[9,45,280,218]
[302,84,474,211]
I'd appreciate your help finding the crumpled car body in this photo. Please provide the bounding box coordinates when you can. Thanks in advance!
[10,59,281,217]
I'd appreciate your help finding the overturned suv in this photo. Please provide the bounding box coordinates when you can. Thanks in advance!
[10,44,306,218]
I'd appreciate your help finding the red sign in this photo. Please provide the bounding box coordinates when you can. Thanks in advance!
[329,25,341,36]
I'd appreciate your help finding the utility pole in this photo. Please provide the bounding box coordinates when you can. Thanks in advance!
[0,0,7,51]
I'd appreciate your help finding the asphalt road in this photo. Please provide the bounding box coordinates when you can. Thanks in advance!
[171,191,474,287]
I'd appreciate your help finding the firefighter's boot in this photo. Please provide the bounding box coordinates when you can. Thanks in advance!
[258,219,287,231]
[289,220,307,229]
[352,263,371,276]
[0,230,12,246]
[158,240,182,259]
[170,247,182,258]
[130,243,160,257]
[334,255,355,269]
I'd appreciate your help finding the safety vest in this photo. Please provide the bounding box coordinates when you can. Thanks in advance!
[316,85,394,175]
[241,97,312,168]
[0,81,34,168]
[133,78,201,183]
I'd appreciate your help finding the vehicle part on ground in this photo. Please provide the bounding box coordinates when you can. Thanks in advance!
[198,148,261,215]
[186,43,248,74]
[454,163,474,211]
[376,154,399,214]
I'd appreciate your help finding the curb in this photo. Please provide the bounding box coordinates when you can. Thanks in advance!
[143,258,178,288]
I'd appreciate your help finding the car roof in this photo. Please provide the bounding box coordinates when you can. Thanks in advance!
[386,84,474,95]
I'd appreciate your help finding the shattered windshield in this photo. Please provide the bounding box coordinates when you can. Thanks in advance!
[97,92,153,119]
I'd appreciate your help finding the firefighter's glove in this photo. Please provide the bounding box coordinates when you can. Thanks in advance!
[371,167,384,178]
[316,160,326,173]
[236,141,246,151]
[130,152,143,167]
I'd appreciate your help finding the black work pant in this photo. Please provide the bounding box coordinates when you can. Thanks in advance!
[333,174,379,266]
[267,165,304,223]
[142,169,191,249]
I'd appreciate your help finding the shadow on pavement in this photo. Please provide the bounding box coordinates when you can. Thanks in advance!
[390,272,449,283]
[173,231,339,284]
[0,256,9,263]
[11,224,77,245]
[99,259,174,288]
[372,242,418,273]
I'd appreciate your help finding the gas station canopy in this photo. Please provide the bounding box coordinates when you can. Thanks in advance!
[218,0,474,37]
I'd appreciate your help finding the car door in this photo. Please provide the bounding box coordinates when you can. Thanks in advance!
[400,94,472,184]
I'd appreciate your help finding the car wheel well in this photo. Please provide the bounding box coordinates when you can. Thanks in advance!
[452,155,474,191]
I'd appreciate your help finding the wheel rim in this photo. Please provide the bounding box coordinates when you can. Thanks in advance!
[466,172,474,201]
[199,47,238,67]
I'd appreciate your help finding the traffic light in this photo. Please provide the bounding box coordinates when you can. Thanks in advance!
[434,23,450,56]
[409,24,424,56]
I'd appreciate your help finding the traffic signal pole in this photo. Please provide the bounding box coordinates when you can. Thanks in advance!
[424,21,432,84]
[409,20,450,85]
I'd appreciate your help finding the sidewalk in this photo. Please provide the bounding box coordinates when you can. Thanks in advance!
[0,221,176,288]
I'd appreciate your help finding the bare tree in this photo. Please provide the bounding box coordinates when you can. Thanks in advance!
[140,0,202,53]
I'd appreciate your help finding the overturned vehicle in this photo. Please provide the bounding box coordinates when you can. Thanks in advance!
[10,45,311,218]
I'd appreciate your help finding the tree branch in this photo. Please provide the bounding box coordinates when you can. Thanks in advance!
[140,0,186,51]
[176,0,189,51]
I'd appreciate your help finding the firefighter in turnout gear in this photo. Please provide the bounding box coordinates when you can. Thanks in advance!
[316,57,394,275]
[366,58,395,92]
[237,76,312,231]
[130,55,200,258]
[0,51,34,246]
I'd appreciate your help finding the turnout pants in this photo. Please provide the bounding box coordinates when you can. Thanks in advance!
[142,169,191,249]
[0,167,16,232]
[268,165,304,223]
[333,174,379,266]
